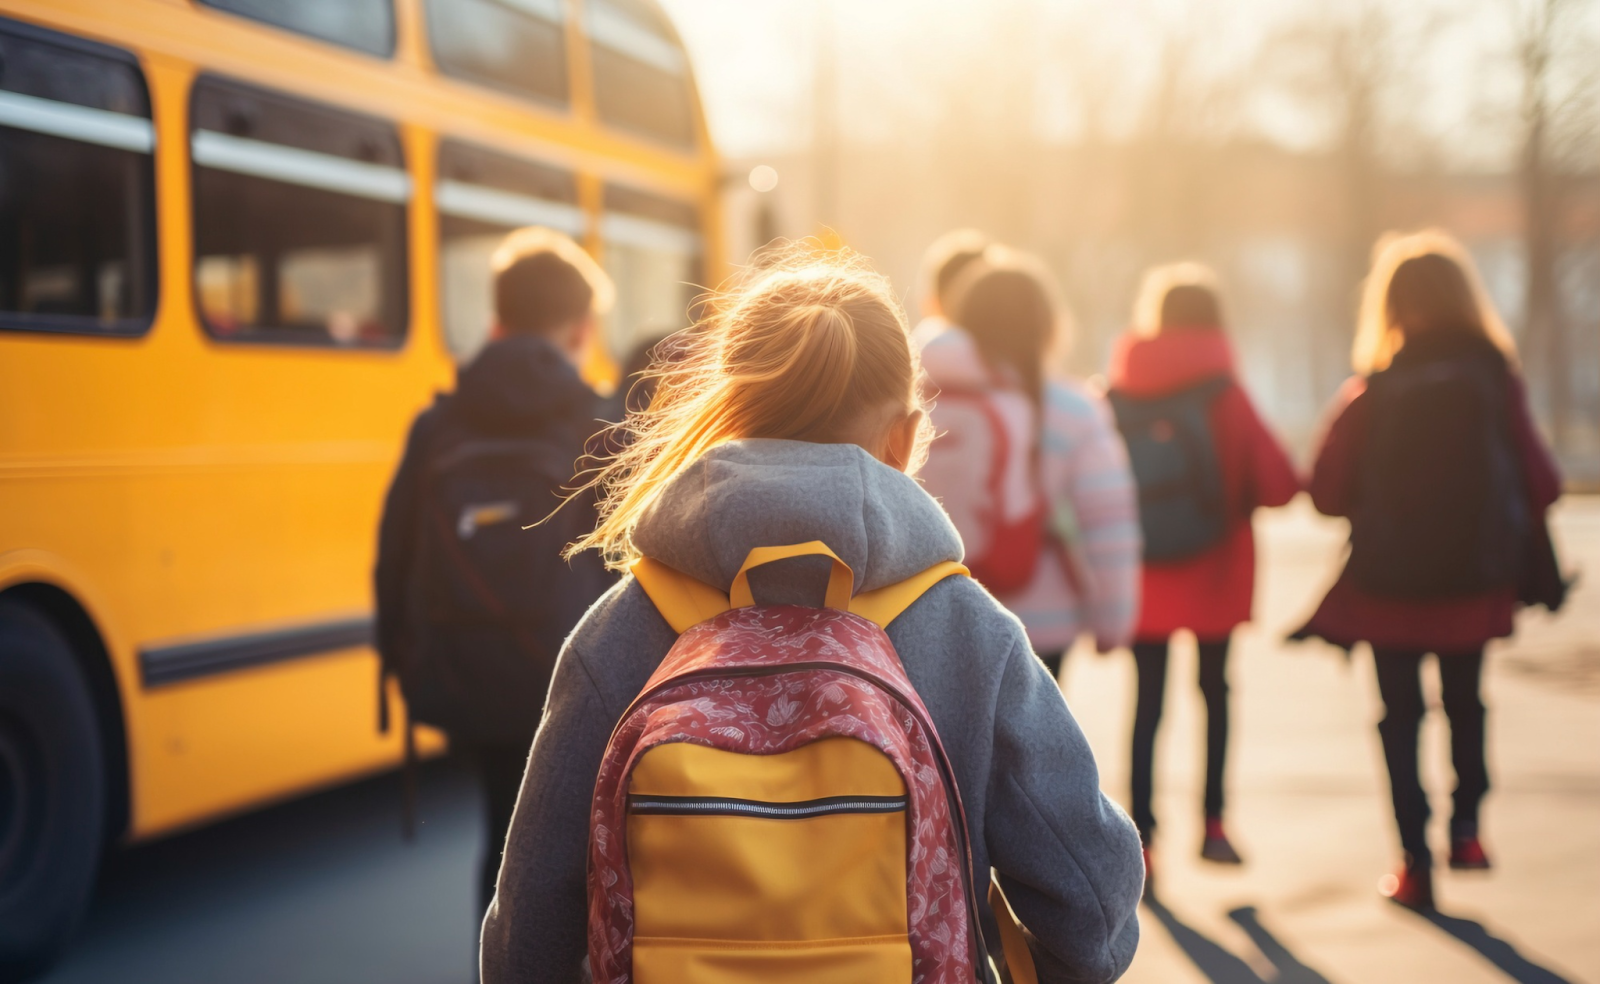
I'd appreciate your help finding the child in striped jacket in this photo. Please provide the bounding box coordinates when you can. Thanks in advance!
[918,246,1141,675]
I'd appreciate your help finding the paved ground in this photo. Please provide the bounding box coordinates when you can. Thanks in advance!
[1068,497,1600,984]
[39,497,1600,984]
[41,761,484,984]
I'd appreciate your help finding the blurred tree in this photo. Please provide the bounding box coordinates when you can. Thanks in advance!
[1508,0,1600,443]
[1259,1,1449,399]
[811,0,839,230]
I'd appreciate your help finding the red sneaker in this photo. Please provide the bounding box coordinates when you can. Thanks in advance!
[1379,862,1435,910]
[1200,817,1243,864]
[1450,835,1493,870]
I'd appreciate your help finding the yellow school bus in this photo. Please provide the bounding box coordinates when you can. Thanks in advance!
[0,0,720,968]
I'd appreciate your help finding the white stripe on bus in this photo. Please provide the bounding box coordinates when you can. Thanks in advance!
[0,89,154,153]
[499,0,564,23]
[435,180,586,235]
[191,130,411,203]
[601,212,700,254]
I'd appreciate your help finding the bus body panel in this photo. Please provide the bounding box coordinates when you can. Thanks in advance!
[0,0,719,840]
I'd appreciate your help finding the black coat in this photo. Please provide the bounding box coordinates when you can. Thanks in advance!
[374,335,614,745]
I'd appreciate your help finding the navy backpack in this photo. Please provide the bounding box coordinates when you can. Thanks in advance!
[398,399,609,745]
[1348,341,1528,599]
[1109,377,1231,562]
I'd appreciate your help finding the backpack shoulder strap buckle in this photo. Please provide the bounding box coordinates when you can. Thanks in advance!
[631,544,968,634]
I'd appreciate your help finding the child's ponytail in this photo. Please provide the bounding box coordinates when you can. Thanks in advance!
[569,248,928,569]
[718,301,860,442]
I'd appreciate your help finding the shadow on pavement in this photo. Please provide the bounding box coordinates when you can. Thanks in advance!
[1143,895,1336,984]
[1414,908,1576,984]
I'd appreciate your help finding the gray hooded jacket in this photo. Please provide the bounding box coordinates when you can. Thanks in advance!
[480,440,1144,984]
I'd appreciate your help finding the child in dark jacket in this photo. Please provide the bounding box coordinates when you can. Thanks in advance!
[1107,264,1300,873]
[480,250,1145,984]
[1294,230,1563,910]
[375,228,614,913]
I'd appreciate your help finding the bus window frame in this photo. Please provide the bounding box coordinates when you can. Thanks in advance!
[186,74,413,352]
[0,18,158,339]
[584,0,701,152]
[434,137,586,361]
[423,0,573,114]
[598,180,703,359]
[195,0,399,61]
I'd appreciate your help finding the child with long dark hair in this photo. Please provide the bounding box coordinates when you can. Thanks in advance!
[1294,230,1564,909]
[1107,264,1299,876]
[918,248,1141,672]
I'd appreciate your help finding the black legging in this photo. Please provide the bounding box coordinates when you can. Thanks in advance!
[1039,650,1065,680]
[1372,648,1489,867]
[462,742,531,913]
[1130,637,1231,842]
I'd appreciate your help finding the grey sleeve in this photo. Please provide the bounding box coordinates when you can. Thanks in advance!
[479,635,613,984]
[986,641,1144,984]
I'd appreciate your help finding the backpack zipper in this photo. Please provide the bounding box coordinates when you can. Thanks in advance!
[617,656,991,975]
[628,793,907,819]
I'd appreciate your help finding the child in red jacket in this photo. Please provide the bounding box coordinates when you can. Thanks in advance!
[1108,264,1299,873]
[1294,231,1563,910]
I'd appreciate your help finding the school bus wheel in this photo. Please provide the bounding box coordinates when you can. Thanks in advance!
[0,598,107,982]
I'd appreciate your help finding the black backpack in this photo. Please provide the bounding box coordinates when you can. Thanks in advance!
[1348,343,1528,599]
[398,400,608,746]
[1109,377,1232,562]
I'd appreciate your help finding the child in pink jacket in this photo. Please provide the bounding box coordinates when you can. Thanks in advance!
[918,247,1141,674]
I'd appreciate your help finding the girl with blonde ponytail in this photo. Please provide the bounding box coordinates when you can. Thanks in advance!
[571,252,933,569]
[482,247,1145,984]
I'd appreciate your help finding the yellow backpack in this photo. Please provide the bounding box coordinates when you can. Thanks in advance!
[584,542,1038,983]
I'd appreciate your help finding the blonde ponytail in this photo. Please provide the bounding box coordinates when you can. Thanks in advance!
[568,247,927,569]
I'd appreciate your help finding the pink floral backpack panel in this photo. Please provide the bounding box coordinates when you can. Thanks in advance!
[586,604,987,984]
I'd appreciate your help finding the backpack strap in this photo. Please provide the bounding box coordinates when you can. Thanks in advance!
[632,557,732,633]
[849,560,969,628]
[631,543,968,633]
[989,877,1040,984]
[730,541,853,610]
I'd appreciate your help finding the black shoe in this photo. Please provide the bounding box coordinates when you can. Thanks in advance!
[1200,817,1243,865]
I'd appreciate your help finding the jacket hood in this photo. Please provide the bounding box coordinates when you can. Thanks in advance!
[1388,327,1510,372]
[632,439,965,599]
[1108,326,1236,397]
[453,334,597,433]
[918,323,995,390]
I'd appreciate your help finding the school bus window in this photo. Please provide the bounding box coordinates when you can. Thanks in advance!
[0,20,156,335]
[198,0,396,58]
[426,0,569,107]
[436,138,583,361]
[587,0,695,149]
[601,184,700,359]
[190,76,408,347]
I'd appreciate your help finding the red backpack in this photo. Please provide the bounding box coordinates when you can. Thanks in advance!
[921,385,1049,597]
[586,542,1038,983]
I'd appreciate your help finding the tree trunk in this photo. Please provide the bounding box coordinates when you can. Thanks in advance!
[1522,111,1569,445]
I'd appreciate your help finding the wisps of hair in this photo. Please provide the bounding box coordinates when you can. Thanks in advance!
[945,245,1067,408]
[1352,228,1516,374]
[921,228,991,311]
[1131,261,1223,338]
[492,226,615,312]
[566,243,928,570]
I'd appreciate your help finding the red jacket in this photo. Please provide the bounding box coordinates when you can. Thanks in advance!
[1293,370,1561,653]
[1109,328,1300,642]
